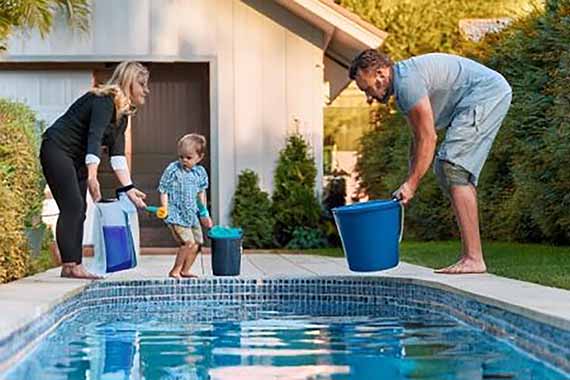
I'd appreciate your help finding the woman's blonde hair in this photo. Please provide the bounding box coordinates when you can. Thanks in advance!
[91,61,149,118]
[178,133,207,157]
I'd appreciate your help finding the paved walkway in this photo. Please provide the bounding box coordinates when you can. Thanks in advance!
[1,254,569,344]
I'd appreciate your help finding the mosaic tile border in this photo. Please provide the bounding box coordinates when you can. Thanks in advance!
[0,277,568,376]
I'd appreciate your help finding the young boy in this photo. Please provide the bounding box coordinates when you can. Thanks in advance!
[158,133,213,278]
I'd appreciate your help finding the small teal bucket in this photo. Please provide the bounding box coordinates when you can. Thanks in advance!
[332,199,404,272]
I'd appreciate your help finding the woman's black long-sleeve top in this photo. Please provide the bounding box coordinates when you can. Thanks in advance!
[43,92,127,164]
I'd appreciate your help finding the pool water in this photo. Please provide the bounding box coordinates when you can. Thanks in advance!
[5,301,565,380]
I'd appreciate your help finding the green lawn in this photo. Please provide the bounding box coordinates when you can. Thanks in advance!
[301,241,570,290]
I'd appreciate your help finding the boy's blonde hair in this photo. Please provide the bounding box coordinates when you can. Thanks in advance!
[178,133,207,156]
[91,61,149,118]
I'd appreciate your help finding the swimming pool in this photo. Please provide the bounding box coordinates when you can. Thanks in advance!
[1,278,569,379]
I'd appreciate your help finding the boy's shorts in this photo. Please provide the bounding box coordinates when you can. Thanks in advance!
[168,224,204,246]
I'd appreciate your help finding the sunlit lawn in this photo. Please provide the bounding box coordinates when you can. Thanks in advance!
[301,240,570,290]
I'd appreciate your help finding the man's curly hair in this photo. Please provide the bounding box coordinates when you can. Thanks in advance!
[349,49,393,80]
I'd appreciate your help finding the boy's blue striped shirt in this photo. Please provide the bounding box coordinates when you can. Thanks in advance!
[158,161,208,227]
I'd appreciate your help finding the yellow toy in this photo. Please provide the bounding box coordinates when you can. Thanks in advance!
[145,206,168,219]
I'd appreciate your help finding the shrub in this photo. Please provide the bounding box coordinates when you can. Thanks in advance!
[322,171,348,246]
[0,168,24,282]
[337,0,535,61]
[323,172,347,212]
[462,0,570,243]
[231,169,275,248]
[272,134,322,246]
[0,99,47,283]
[26,223,56,276]
[286,227,328,250]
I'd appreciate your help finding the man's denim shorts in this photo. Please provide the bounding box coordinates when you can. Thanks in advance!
[433,158,474,197]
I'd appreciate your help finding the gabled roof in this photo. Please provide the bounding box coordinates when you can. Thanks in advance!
[274,0,387,101]
[275,0,386,66]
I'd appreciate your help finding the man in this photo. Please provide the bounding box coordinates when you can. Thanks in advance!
[349,49,511,274]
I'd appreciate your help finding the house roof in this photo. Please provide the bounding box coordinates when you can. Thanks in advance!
[459,18,511,42]
[316,0,387,44]
[274,0,387,102]
[274,0,387,67]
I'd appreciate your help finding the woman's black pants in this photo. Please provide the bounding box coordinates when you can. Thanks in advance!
[40,138,87,264]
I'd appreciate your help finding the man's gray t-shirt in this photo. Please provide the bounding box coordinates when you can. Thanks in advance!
[393,53,511,130]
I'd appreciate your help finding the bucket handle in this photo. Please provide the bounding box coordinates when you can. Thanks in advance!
[393,198,405,243]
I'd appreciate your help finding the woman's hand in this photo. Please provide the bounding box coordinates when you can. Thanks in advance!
[87,177,102,202]
[126,187,147,208]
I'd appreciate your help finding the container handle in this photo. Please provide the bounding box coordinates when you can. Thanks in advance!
[393,198,404,243]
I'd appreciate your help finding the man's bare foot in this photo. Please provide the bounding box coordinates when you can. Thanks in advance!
[180,272,198,278]
[435,257,487,274]
[169,269,182,279]
[60,264,102,280]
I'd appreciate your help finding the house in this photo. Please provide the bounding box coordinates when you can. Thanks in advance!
[459,18,511,42]
[0,0,385,246]
[324,81,372,204]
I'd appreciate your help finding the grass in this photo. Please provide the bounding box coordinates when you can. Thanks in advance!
[301,240,570,290]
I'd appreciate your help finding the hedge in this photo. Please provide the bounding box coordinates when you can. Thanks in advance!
[0,99,47,282]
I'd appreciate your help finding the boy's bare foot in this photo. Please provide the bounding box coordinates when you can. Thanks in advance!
[180,272,198,278]
[61,264,102,280]
[169,269,182,279]
[435,257,487,274]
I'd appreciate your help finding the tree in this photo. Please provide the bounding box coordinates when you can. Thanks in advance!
[272,134,322,246]
[337,0,537,60]
[464,0,570,243]
[0,0,90,50]
[231,169,275,249]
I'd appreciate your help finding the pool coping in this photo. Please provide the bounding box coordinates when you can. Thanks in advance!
[0,254,569,373]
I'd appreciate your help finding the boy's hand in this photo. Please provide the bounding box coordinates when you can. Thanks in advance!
[200,216,213,229]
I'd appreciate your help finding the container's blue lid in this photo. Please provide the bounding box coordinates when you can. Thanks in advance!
[207,225,243,239]
[332,199,400,214]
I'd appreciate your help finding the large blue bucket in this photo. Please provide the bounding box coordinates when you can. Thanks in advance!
[332,199,403,272]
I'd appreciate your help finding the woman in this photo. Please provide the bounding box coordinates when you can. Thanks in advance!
[40,61,149,279]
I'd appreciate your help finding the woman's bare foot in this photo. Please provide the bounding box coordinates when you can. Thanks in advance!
[169,269,182,279]
[60,264,101,280]
[435,257,487,274]
[180,272,198,278]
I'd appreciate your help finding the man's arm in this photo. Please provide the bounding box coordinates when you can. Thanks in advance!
[408,138,416,174]
[394,96,437,204]
[407,95,437,188]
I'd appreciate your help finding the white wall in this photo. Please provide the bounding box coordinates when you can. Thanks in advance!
[3,0,326,226]
[0,71,91,126]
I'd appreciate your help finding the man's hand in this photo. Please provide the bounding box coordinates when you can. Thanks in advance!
[126,187,147,209]
[87,177,102,202]
[392,181,417,206]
